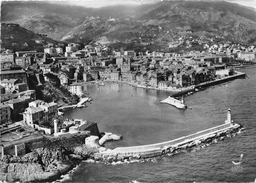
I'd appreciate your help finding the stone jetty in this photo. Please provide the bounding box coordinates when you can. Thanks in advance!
[93,109,245,163]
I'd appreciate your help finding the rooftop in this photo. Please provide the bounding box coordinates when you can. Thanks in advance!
[24,106,44,114]
[0,69,25,75]
[1,78,19,83]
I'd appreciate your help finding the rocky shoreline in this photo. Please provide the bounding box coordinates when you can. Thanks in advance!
[0,133,92,182]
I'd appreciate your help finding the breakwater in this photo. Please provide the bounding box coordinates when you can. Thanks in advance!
[172,71,246,97]
[93,110,244,163]
[195,71,246,89]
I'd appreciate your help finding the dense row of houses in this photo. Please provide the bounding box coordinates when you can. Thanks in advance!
[0,41,251,124]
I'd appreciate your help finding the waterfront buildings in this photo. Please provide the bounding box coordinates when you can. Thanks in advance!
[69,83,83,97]
[23,100,58,128]
[237,52,256,62]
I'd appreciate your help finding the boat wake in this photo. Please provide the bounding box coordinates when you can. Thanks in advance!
[232,154,244,165]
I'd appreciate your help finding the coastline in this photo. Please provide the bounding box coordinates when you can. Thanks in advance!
[86,71,246,98]
[0,132,91,182]
[0,70,247,182]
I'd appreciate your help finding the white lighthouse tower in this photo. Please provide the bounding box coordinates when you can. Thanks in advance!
[54,119,58,134]
[225,108,232,124]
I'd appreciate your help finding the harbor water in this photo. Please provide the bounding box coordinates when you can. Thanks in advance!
[63,67,256,183]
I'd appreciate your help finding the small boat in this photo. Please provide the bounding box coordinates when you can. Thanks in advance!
[232,154,243,165]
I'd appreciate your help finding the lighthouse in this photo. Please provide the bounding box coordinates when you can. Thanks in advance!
[54,119,58,134]
[225,108,232,124]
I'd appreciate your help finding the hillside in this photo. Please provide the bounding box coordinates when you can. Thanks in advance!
[1,1,256,51]
[1,23,62,51]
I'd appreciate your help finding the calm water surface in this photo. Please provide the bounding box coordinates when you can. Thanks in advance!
[63,67,256,183]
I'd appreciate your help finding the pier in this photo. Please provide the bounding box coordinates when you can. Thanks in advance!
[160,96,187,109]
[58,97,92,113]
[195,71,246,89]
[171,71,246,97]
[93,109,244,162]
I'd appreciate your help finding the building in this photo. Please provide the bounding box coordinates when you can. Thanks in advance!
[116,57,125,67]
[83,72,92,82]
[0,53,15,70]
[149,76,158,87]
[0,70,27,84]
[121,72,135,82]
[158,81,171,89]
[238,52,256,62]
[0,103,11,124]
[124,50,136,57]
[0,53,14,63]
[71,51,85,58]
[44,47,57,55]
[216,69,230,78]
[4,98,28,122]
[56,47,63,54]
[110,71,120,81]
[29,100,58,121]
[23,106,44,127]
[0,79,27,93]
[69,83,83,96]
[59,72,69,85]
[15,56,34,68]
[23,100,58,128]
[99,69,111,81]
[0,85,5,94]
[1,79,20,93]
[15,51,37,57]
[66,43,79,53]
[89,70,99,80]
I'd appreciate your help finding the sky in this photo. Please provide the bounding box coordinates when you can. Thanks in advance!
[59,0,256,9]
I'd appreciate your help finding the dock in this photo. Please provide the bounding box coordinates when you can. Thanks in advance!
[160,96,187,109]
[93,109,244,162]
[195,71,246,89]
[58,97,92,113]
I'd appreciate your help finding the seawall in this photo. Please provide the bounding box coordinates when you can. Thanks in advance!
[195,71,246,89]
[93,122,244,162]
[172,71,246,97]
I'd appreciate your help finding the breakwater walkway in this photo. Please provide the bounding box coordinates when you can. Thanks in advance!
[58,97,91,112]
[93,109,244,162]
[195,71,246,89]
[171,71,246,97]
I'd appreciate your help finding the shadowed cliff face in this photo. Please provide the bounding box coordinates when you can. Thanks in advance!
[1,1,256,46]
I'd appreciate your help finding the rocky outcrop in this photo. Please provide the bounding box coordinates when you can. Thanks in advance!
[0,134,91,182]
[0,147,79,182]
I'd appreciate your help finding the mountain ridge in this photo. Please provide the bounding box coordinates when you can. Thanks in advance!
[1,1,256,50]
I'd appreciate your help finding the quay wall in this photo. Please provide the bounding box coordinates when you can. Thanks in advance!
[195,72,246,89]
[94,123,243,161]
[172,72,246,97]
